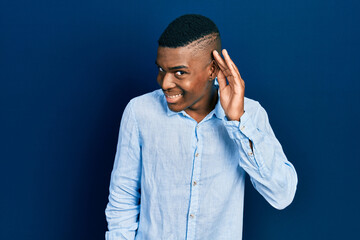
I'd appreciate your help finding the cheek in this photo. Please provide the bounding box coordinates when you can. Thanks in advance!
[181,80,193,90]
[183,73,208,91]
[191,76,211,92]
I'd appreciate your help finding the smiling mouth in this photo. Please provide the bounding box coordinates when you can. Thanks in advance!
[166,93,182,99]
[165,93,183,103]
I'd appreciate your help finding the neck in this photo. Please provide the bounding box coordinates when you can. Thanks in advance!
[185,85,218,123]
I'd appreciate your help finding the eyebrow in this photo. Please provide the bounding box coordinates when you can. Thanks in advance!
[155,61,188,70]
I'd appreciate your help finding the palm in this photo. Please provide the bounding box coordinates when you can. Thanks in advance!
[213,49,245,121]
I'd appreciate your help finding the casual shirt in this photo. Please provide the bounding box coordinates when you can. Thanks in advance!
[105,87,298,240]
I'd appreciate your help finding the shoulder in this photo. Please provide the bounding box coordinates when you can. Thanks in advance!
[244,96,270,122]
[243,96,272,131]
[125,89,167,120]
[244,97,262,115]
[129,89,164,106]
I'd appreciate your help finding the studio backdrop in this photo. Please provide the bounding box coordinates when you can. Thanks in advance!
[1,0,359,239]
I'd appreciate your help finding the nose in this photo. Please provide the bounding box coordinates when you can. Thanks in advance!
[158,73,176,90]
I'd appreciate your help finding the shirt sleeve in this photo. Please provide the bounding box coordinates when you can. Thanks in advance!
[105,100,141,240]
[222,103,298,210]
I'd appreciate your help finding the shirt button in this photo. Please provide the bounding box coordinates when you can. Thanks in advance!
[248,152,253,156]
[182,113,186,117]
[190,214,195,218]
[241,125,245,131]
[193,181,197,186]
[196,125,199,129]
[195,153,199,157]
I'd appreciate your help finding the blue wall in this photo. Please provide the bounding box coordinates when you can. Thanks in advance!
[1,0,359,239]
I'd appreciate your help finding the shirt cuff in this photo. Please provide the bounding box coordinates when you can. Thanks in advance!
[106,230,136,240]
[222,111,265,171]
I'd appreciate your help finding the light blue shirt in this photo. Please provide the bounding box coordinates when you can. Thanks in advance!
[105,87,297,240]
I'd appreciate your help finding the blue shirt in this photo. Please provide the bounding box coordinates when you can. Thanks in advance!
[105,88,297,240]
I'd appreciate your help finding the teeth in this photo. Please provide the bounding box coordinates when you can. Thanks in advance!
[167,94,182,99]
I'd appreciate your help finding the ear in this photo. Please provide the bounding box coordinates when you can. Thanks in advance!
[208,60,218,81]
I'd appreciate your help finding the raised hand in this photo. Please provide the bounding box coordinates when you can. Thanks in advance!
[213,49,245,121]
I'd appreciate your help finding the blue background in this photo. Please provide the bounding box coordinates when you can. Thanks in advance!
[1,0,359,239]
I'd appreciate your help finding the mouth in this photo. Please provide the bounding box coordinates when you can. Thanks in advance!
[165,93,183,103]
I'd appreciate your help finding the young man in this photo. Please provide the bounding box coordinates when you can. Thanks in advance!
[105,14,297,240]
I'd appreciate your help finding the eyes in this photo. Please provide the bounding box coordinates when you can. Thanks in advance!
[175,71,186,76]
[158,66,187,77]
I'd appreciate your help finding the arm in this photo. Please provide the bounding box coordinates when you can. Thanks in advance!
[223,104,297,209]
[105,100,141,239]
[213,49,297,209]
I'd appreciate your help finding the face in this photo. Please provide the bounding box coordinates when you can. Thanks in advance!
[156,46,216,115]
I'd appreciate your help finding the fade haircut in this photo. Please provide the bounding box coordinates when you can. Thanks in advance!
[158,14,221,52]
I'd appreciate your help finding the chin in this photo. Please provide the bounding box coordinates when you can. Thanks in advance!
[167,103,185,112]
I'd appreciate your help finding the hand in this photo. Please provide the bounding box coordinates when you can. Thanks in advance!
[213,49,245,121]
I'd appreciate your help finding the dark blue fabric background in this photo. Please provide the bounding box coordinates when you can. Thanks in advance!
[1,0,359,239]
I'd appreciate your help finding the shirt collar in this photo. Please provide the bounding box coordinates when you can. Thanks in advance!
[213,94,226,120]
[212,78,226,120]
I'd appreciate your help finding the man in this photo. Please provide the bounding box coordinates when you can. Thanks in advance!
[105,14,297,240]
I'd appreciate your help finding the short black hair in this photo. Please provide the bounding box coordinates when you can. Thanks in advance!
[158,14,220,48]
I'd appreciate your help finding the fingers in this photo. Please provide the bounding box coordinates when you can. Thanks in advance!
[222,49,242,86]
[217,69,227,91]
[213,49,243,88]
[213,50,233,79]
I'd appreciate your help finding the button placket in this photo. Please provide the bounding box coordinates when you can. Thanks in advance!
[186,123,202,239]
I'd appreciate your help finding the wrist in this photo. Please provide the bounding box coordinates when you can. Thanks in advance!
[226,110,245,122]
